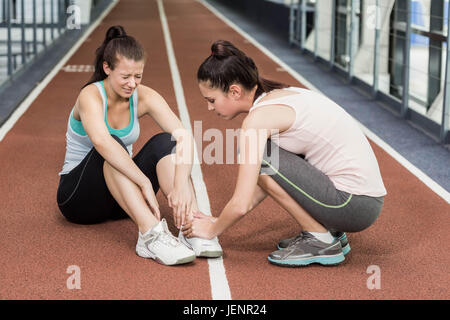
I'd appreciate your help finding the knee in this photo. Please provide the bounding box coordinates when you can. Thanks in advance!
[258,174,275,191]
[146,132,177,155]
[257,174,268,188]
[258,174,288,199]
[150,132,176,148]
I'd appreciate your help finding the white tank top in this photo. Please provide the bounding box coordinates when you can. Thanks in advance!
[59,81,140,175]
[251,87,387,197]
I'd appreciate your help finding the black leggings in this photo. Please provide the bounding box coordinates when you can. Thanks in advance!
[56,133,176,224]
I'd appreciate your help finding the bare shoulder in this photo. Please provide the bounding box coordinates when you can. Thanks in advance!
[78,84,102,105]
[243,104,295,133]
[258,88,303,103]
[73,84,103,119]
[137,84,162,102]
[137,85,169,117]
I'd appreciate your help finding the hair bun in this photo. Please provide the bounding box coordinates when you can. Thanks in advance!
[105,25,127,42]
[211,40,244,59]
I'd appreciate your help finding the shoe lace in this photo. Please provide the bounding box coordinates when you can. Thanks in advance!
[289,232,314,247]
[155,230,180,247]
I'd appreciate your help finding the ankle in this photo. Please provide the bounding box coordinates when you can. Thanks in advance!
[308,231,334,244]
[139,221,158,235]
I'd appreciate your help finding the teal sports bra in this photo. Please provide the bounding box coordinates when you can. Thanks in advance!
[69,80,135,137]
[60,81,140,175]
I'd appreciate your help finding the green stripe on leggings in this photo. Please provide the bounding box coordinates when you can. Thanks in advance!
[262,159,352,209]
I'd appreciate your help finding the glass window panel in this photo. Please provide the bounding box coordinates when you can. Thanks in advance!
[411,0,431,31]
[409,34,429,115]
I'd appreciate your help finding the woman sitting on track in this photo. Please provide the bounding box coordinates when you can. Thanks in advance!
[56,25,222,266]
[183,40,387,267]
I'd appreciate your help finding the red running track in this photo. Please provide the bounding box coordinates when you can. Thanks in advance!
[0,0,448,300]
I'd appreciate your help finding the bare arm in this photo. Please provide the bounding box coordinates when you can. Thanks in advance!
[207,123,271,237]
[77,85,161,218]
[193,183,267,224]
[183,104,293,239]
[78,85,149,188]
[140,87,194,187]
[140,86,195,227]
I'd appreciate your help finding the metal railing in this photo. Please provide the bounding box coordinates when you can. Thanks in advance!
[0,0,71,83]
[0,0,107,87]
[289,0,450,144]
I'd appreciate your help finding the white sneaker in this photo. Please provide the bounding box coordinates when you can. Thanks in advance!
[178,231,223,258]
[136,219,196,265]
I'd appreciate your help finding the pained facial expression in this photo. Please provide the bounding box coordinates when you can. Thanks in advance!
[103,56,145,98]
[198,82,242,120]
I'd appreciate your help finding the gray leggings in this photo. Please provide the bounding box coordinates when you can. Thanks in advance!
[260,140,384,233]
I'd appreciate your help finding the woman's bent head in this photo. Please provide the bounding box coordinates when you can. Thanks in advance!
[197,40,288,119]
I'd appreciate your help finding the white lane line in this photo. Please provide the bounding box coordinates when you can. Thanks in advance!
[198,0,450,204]
[0,0,119,142]
[157,0,232,300]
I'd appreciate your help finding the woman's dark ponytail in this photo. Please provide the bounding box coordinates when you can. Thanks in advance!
[198,40,288,101]
[83,25,146,88]
[255,77,288,101]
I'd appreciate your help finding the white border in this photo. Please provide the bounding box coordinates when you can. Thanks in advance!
[198,0,450,204]
[157,0,232,300]
[0,0,119,142]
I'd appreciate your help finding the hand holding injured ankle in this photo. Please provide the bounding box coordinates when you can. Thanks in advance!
[182,212,217,240]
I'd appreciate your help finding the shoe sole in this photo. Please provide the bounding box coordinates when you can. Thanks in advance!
[136,246,196,266]
[341,243,351,256]
[196,250,223,258]
[268,253,345,267]
[178,234,223,258]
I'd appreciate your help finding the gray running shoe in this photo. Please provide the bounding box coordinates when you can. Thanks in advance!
[277,231,351,256]
[330,231,351,256]
[269,231,345,267]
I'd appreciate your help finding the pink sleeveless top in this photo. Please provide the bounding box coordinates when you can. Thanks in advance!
[251,87,387,197]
